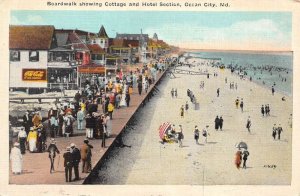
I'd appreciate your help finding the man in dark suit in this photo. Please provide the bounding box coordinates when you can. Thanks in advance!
[70,143,81,181]
[214,116,220,131]
[125,91,131,107]
[277,124,283,140]
[219,116,224,131]
[22,111,32,135]
[242,150,250,169]
[63,147,73,182]
[47,139,60,173]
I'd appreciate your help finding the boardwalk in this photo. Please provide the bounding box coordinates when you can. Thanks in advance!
[9,70,167,185]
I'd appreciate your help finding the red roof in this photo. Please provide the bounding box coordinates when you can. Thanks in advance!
[87,44,106,54]
[110,39,128,48]
[110,39,139,48]
[125,40,139,47]
[10,25,56,50]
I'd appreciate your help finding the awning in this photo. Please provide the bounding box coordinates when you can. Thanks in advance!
[78,66,105,74]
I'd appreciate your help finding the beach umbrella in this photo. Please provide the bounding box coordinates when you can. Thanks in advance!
[235,141,248,150]
[158,122,172,140]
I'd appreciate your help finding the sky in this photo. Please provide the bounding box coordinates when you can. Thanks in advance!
[10,11,292,51]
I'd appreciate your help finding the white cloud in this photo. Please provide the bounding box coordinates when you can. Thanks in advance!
[10,16,21,25]
[26,14,44,24]
[145,19,291,50]
[10,14,45,25]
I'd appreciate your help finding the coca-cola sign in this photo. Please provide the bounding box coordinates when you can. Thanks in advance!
[22,69,47,81]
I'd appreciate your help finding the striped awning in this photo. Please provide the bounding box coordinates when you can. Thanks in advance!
[158,122,172,139]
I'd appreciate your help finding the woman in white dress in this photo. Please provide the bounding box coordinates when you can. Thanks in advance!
[10,142,23,174]
[119,81,127,107]
[105,114,112,137]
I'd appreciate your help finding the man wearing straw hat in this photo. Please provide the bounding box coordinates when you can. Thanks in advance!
[47,138,60,174]
[17,127,27,154]
[80,139,93,173]
[10,142,23,175]
[64,111,75,137]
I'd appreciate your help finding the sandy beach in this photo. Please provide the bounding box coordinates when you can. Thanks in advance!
[94,58,292,185]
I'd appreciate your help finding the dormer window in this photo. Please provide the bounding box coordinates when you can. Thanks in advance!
[29,51,39,62]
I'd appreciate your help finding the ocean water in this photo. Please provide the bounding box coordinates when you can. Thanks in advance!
[189,51,293,96]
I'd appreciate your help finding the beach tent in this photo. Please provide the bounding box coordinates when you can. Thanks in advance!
[158,122,172,139]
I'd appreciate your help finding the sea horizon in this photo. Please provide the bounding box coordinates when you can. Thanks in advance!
[179,48,293,56]
[179,49,293,96]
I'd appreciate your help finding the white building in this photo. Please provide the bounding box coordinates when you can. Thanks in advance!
[9,25,57,92]
[90,25,109,53]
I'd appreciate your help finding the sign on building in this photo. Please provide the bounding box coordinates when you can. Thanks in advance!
[22,69,47,81]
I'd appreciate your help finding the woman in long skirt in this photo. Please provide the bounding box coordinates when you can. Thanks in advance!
[105,113,112,137]
[27,128,37,152]
[119,83,127,107]
[235,150,242,169]
[10,142,23,174]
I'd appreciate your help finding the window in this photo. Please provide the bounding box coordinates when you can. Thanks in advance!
[92,54,103,60]
[10,50,20,61]
[48,52,53,62]
[29,51,39,62]
[91,54,96,60]
[100,39,103,44]
[96,54,102,60]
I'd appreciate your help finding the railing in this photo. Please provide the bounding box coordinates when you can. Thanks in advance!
[10,96,74,104]
[47,83,78,90]
[47,61,77,67]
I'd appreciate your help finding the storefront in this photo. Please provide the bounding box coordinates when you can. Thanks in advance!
[78,66,106,89]
[47,67,78,90]
[47,47,78,90]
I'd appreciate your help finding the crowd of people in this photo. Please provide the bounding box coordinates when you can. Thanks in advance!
[10,58,170,183]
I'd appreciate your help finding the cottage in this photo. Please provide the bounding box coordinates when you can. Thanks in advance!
[9,25,57,93]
